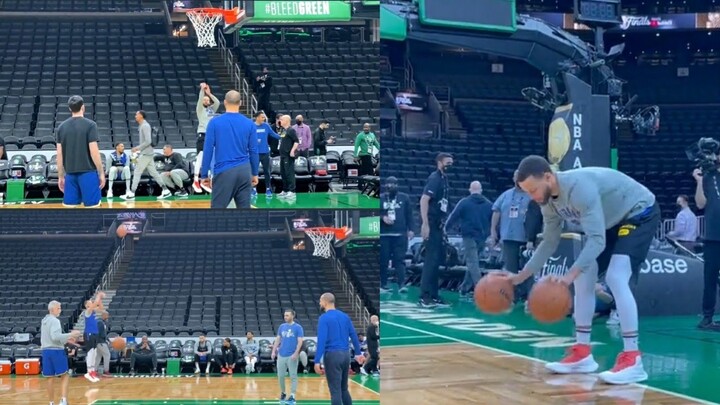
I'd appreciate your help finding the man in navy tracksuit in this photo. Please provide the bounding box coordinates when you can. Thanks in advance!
[380,176,414,292]
[200,90,259,209]
[444,181,492,296]
[253,111,280,197]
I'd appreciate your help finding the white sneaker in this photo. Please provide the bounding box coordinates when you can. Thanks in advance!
[545,344,599,374]
[201,182,212,193]
[84,372,100,383]
[107,190,113,199]
[360,367,368,376]
[283,191,296,199]
[278,191,287,197]
[606,310,620,326]
[157,189,172,199]
[120,191,135,200]
[598,351,648,385]
[194,367,200,374]
[192,179,202,193]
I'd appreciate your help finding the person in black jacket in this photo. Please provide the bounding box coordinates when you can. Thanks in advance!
[444,181,493,297]
[313,120,335,156]
[362,315,380,376]
[159,144,189,197]
[219,338,239,375]
[380,176,414,292]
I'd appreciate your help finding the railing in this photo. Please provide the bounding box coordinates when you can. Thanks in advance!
[217,32,257,115]
[334,257,369,330]
[404,59,415,91]
[97,236,125,292]
[657,215,705,240]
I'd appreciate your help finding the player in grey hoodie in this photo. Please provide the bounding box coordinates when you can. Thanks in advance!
[41,300,82,405]
[504,155,659,385]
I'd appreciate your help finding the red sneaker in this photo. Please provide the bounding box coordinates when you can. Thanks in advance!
[220,367,227,374]
[192,180,202,193]
[545,344,599,374]
[598,351,648,385]
[227,368,233,375]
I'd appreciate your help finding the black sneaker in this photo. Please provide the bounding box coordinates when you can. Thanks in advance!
[418,298,437,308]
[698,317,720,331]
[279,393,287,404]
[433,298,451,308]
[380,285,391,293]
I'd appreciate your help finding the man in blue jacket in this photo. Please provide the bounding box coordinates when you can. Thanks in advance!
[380,176,414,292]
[444,181,492,296]
[253,111,280,197]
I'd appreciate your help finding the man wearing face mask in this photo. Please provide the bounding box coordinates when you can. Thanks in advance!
[380,176,413,292]
[418,153,453,308]
[354,123,380,189]
[292,115,312,159]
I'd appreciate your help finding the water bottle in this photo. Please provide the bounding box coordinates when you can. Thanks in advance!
[162,368,165,377]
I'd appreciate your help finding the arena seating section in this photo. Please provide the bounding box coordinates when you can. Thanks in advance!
[235,38,381,140]
[110,237,339,337]
[385,50,719,223]
[345,246,380,316]
[0,211,104,234]
[0,0,142,11]
[0,239,115,337]
[0,21,221,151]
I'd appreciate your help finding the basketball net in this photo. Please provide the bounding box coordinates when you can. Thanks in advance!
[186,8,239,48]
[304,227,351,259]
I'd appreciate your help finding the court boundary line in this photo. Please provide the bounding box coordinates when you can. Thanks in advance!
[350,377,380,395]
[383,335,432,340]
[384,341,455,349]
[382,319,718,405]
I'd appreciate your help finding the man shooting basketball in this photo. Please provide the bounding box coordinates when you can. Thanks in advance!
[503,155,660,385]
[193,82,220,193]
[82,292,105,383]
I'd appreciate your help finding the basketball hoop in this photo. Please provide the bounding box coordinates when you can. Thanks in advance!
[185,7,243,48]
[304,227,352,259]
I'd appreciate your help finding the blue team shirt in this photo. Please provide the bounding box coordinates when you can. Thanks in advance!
[277,322,304,357]
[200,113,259,178]
[255,122,281,154]
[84,311,98,334]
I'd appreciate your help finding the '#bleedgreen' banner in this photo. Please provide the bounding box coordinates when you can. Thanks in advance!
[253,1,352,23]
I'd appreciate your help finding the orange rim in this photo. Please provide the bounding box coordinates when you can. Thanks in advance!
[185,7,243,25]
[304,226,351,241]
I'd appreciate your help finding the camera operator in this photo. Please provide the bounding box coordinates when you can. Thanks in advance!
[693,163,720,331]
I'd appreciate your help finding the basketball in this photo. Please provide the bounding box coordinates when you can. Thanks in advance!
[111,337,126,351]
[527,278,573,323]
[116,225,128,238]
[474,274,514,314]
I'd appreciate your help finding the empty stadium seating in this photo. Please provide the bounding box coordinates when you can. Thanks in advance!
[0,239,115,336]
[0,0,142,12]
[0,21,222,150]
[0,211,103,234]
[345,245,380,316]
[235,39,381,140]
[110,237,340,337]
[386,46,719,221]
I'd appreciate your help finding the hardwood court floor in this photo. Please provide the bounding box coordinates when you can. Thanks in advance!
[0,374,380,405]
[0,192,378,209]
[380,290,720,405]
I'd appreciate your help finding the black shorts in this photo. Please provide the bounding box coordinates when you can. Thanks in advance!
[196,133,206,153]
[84,333,100,349]
[597,201,661,278]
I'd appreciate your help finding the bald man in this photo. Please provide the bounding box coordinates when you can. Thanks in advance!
[444,181,493,296]
[291,115,312,159]
[200,90,259,208]
[278,115,299,198]
[362,315,380,376]
[314,293,363,405]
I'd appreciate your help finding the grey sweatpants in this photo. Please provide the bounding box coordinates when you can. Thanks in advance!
[277,355,299,395]
[131,154,167,193]
[162,169,189,188]
[94,343,111,373]
[211,163,252,209]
